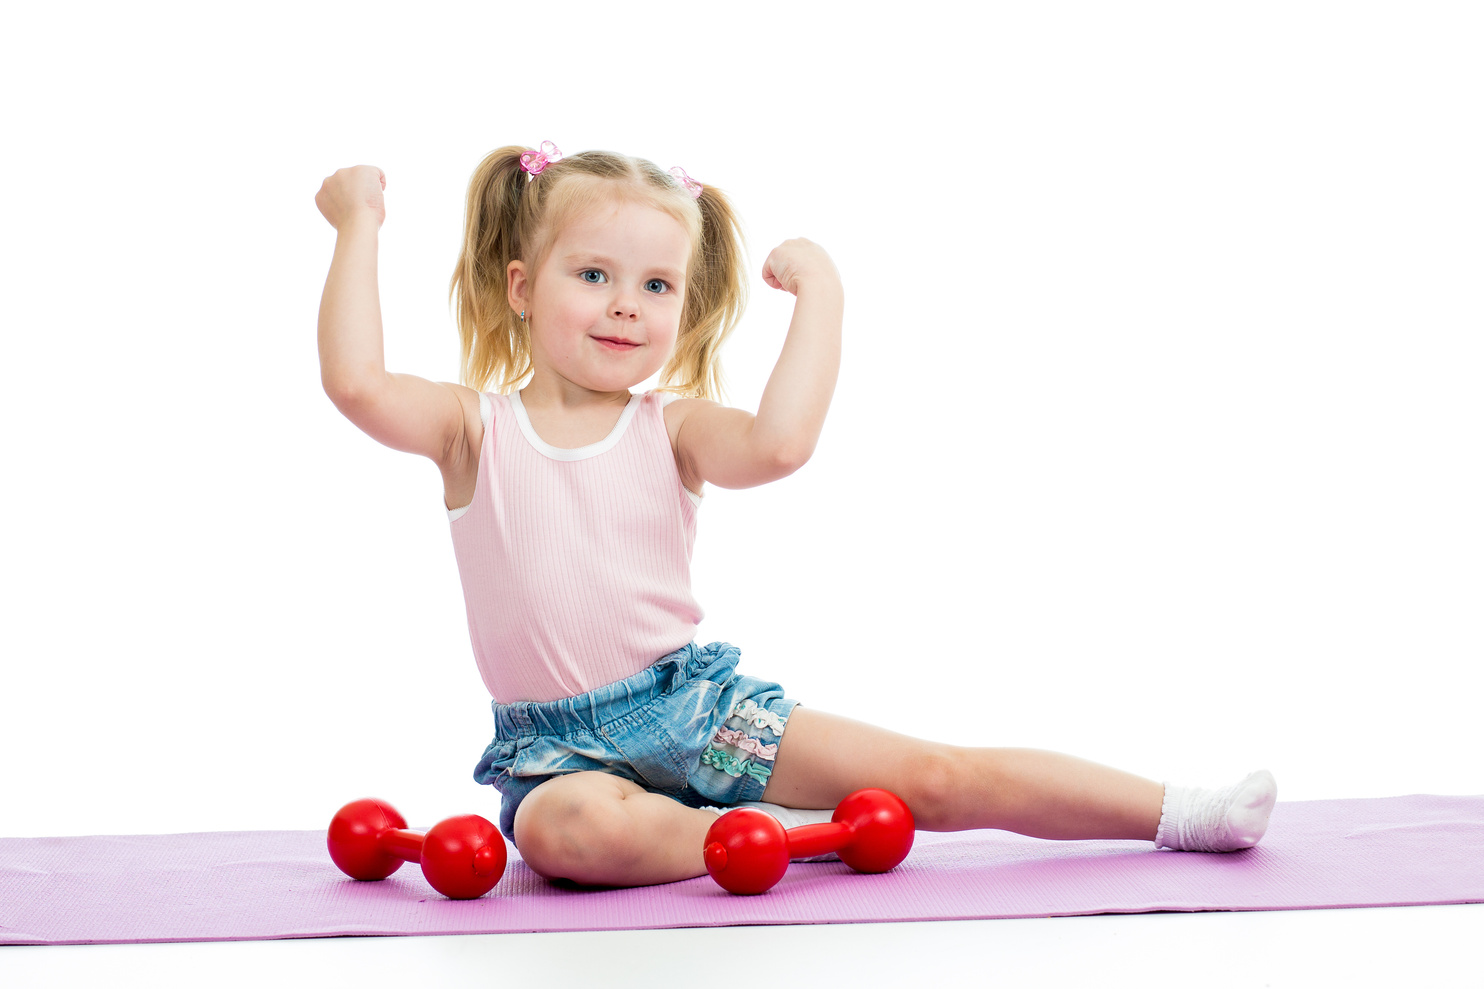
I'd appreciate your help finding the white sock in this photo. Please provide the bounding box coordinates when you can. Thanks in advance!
[1155,769,1278,852]
[699,802,840,861]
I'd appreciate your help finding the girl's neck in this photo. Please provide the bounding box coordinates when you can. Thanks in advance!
[520,371,633,414]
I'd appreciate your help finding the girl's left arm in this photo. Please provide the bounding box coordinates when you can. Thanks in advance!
[674,238,842,488]
[751,238,844,466]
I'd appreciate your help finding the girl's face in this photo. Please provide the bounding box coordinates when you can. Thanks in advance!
[511,198,691,397]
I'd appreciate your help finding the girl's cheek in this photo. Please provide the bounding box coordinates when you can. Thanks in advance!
[555,299,590,326]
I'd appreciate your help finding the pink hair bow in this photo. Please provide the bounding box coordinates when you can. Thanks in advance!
[669,166,703,199]
[520,141,563,176]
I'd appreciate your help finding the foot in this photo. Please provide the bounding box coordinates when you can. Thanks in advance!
[1155,769,1278,852]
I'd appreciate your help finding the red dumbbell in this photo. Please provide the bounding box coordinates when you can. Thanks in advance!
[327,798,507,899]
[703,788,915,894]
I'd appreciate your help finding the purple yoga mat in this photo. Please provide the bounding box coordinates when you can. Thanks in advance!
[2,795,1481,945]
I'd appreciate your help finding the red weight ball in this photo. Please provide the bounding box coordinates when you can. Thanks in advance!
[421,814,507,900]
[327,798,408,881]
[832,788,915,874]
[703,807,790,895]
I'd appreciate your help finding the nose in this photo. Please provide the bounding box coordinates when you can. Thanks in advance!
[611,286,641,321]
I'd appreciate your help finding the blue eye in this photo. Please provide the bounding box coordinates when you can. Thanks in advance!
[580,270,606,284]
[646,279,669,294]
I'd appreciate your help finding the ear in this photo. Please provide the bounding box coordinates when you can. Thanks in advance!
[506,259,529,313]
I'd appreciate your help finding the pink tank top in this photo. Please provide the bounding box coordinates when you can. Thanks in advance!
[446,389,704,702]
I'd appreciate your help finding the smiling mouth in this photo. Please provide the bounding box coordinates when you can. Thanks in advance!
[594,336,640,348]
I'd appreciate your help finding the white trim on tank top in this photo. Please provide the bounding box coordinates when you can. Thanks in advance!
[509,388,644,461]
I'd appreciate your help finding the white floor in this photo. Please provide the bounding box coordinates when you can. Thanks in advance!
[3,903,1480,988]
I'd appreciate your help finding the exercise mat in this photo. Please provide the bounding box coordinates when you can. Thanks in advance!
[3,794,1481,945]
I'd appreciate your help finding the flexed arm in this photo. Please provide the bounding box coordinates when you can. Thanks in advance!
[751,238,844,468]
[670,239,843,490]
[316,164,389,397]
[314,165,469,468]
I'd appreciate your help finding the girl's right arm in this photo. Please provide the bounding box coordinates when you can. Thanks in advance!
[315,166,473,469]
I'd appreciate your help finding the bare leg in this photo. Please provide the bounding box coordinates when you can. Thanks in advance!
[761,707,1164,841]
[510,709,1167,888]
[512,771,714,886]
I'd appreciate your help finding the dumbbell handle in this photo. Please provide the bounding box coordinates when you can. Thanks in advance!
[786,821,855,860]
[378,828,426,864]
[369,826,502,876]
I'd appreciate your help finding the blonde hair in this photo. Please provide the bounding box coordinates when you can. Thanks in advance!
[448,146,748,402]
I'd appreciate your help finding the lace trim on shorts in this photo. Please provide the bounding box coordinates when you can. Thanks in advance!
[710,727,778,760]
[699,699,789,785]
[729,698,788,734]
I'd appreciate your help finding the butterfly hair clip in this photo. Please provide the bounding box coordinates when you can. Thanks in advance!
[669,166,703,199]
[520,141,563,177]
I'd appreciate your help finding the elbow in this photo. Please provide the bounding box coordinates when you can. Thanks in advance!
[323,372,382,410]
[323,378,360,416]
[322,375,349,407]
[772,440,813,477]
[741,421,813,484]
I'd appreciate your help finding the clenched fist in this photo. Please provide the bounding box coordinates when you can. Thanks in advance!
[760,238,840,296]
[315,165,387,230]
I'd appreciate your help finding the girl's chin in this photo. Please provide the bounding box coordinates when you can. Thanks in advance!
[575,370,651,393]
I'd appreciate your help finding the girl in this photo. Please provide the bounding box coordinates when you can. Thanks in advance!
[314,143,1277,888]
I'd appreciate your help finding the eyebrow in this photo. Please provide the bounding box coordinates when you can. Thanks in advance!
[562,252,685,283]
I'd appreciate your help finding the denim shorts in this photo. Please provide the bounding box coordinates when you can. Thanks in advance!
[472,640,800,843]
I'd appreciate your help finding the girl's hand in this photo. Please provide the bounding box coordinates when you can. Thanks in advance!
[761,238,840,296]
[315,165,387,231]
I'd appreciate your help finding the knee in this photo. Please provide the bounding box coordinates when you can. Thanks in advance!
[512,775,642,883]
[894,746,968,829]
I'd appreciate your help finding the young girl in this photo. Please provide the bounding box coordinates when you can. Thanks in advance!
[314,143,1278,888]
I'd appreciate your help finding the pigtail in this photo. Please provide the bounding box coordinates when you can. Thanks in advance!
[661,183,748,404]
[449,146,535,394]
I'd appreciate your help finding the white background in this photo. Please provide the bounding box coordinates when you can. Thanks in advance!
[2,1,1480,984]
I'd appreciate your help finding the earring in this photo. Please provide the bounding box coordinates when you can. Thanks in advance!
[520,310,526,322]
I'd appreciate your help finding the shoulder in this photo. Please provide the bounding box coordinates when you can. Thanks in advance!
[442,382,490,475]
[659,394,727,450]
[659,393,708,431]
[657,394,715,498]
